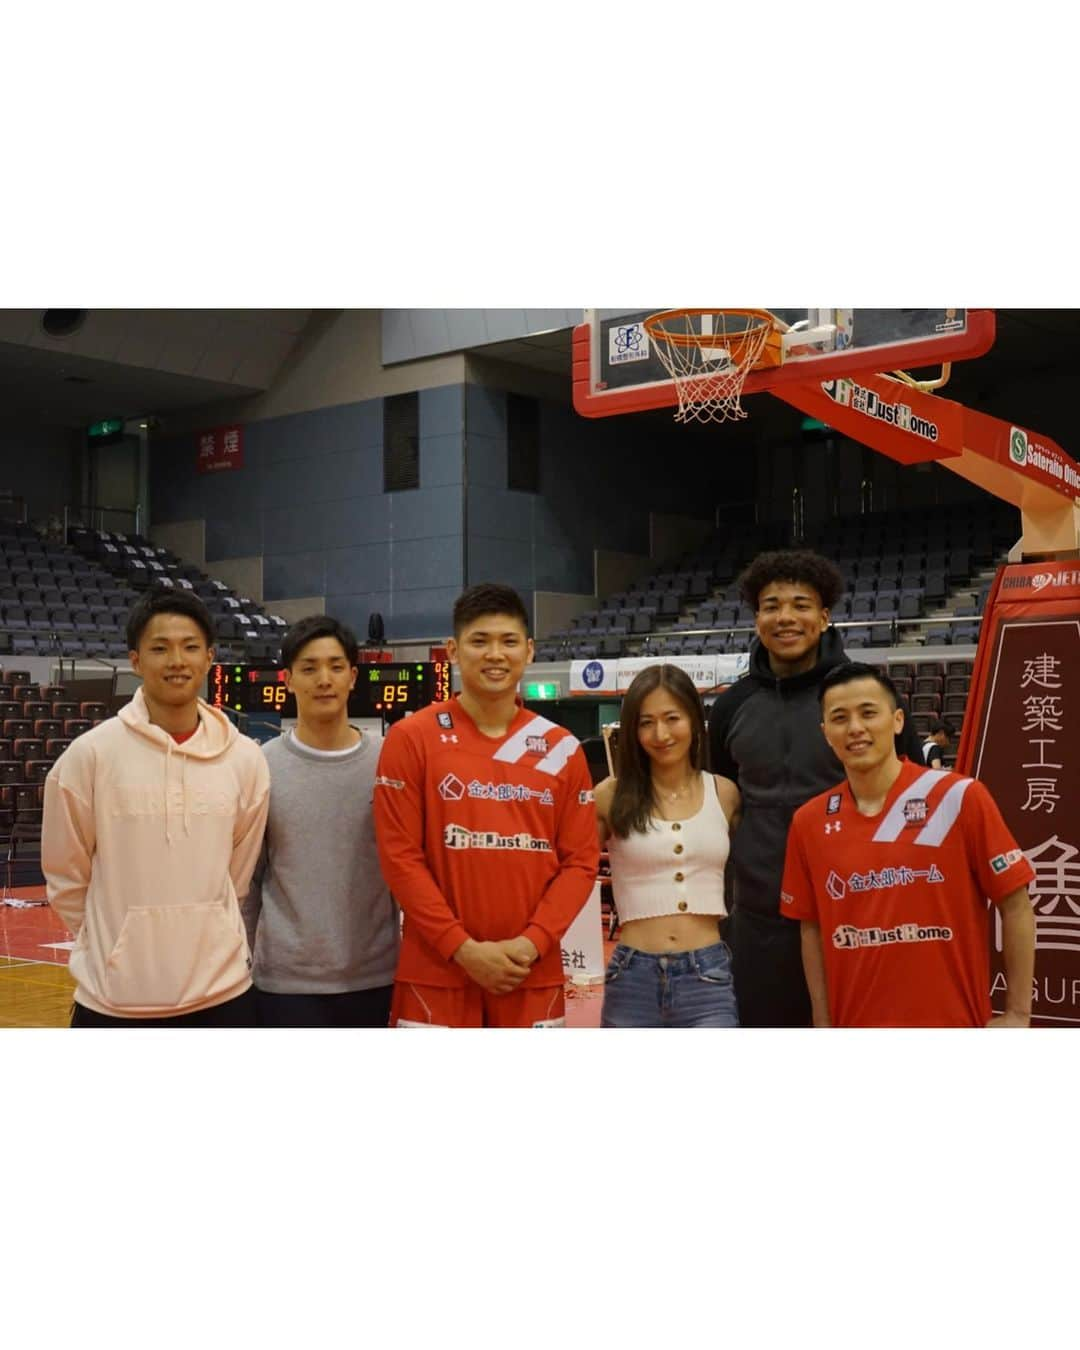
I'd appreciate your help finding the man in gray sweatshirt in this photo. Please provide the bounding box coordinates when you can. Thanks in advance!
[243,615,399,1027]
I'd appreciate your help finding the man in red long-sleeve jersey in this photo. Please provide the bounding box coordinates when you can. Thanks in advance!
[374,584,599,1027]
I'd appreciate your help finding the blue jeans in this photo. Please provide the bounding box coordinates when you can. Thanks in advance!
[600,940,739,1027]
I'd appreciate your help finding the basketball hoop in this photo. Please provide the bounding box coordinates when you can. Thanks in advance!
[643,308,784,424]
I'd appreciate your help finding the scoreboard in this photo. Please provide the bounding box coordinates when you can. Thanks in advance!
[209,660,451,723]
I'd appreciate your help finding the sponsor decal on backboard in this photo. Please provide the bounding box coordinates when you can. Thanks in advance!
[821,378,940,442]
[609,321,649,365]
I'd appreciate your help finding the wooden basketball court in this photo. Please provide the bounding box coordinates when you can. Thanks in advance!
[0,891,74,1027]
[0,891,605,1028]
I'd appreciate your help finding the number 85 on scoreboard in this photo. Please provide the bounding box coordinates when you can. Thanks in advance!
[209,660,451,724]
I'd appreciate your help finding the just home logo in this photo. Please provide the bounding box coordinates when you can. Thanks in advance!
[823,378,940,442]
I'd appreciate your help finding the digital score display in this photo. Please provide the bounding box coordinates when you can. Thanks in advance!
[209,661,451,722]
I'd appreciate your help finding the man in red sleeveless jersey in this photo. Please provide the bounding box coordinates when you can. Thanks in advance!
[374,584,599,1027]
[781,663,1035,1027]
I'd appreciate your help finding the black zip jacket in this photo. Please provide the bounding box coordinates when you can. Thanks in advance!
[708,628,924,919]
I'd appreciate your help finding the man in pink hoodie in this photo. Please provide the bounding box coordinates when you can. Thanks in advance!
[42,589,270,1026]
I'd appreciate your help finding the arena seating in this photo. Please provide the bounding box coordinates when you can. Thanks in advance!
[0,519,289,664]
[0,662,114,887]
[537,500,1018,663]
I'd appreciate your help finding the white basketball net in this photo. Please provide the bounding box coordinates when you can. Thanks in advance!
[645,311,774,425]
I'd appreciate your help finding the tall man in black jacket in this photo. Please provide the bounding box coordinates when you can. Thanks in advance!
[708,550,925,1026]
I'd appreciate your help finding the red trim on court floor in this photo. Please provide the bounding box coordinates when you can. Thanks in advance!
[0,889,72,964]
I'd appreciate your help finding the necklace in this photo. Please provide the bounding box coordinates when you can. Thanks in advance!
[655,775,695,803]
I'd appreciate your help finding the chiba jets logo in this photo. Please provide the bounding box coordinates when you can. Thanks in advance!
[903,798,928,826]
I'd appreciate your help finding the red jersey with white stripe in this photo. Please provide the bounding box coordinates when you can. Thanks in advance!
[781,758,1034,1027]
[373,697,599,989]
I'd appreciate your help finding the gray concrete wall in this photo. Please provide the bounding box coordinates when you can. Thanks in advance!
[651,513,714,567]
[209,556,263,604]
[534,590,595,641]
[595,548,654,598]
[150,519,206,567]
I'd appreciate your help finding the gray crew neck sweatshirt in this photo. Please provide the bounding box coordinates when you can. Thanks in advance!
[243,728,400,994]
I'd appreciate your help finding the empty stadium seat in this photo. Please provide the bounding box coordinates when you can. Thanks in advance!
[923,571,947,603]
[898,592,923,621]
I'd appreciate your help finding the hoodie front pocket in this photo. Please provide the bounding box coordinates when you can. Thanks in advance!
[103,903,246,1011]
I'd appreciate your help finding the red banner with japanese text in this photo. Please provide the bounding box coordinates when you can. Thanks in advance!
[197,424,244,473]
[957,561,1080,1025]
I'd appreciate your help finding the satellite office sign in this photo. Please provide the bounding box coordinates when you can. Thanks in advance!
[569,659,618,695]
[962,561,1080,1025]
[197,424,244,473]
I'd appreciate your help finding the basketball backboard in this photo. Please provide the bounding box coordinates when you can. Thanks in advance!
[572,308,995,418]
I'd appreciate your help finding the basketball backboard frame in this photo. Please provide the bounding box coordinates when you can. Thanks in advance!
[572,308,996,418]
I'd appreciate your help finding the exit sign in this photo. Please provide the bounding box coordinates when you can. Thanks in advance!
[524,681,560,700]
[87,418,125,439]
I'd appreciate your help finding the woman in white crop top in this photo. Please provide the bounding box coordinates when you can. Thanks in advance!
[595,663,742,1027]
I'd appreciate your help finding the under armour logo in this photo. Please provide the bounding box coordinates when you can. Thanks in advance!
[440,733,458,744]
[825,821,842,835]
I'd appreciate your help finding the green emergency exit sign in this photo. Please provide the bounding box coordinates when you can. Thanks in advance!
[88,418,125,438]
[524,681,560,700]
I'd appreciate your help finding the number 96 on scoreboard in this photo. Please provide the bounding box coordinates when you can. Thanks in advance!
[209,660,451,724]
